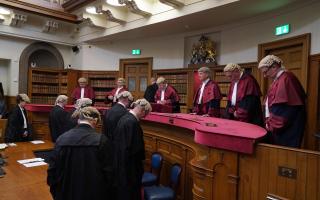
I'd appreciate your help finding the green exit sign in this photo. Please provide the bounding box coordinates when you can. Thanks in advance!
[275,24,290,36]
[132,49,141,55]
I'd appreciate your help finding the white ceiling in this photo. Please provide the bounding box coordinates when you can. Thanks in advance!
[83,0,315,43]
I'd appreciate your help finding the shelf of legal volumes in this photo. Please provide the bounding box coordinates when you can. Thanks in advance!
[80,70,118,107]
[28,68,78,105]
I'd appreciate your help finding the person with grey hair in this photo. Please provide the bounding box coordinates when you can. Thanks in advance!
[5,94,32,142]
[113,98,151,200]
[106,78,127,106]
[103,91,133,140]
[192,66,222,117]
[258,55,306,148]
[49,95,71,142]
[68,97,93,129]
[48,106,113,200]
[154,77,180,113]
[71,77,95,104]
[223,63,263,126]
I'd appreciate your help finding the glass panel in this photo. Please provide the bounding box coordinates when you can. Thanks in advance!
[128,77,136,92]
[140,76,147,92]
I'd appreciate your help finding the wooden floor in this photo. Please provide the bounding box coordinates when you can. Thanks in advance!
[0,141,53,200]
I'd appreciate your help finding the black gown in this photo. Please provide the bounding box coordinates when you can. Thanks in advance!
[103,103,128,140]
[47,124,113,200]
[49,105,72,142]
[144,83,158,103]
[113,112,145,200]
[5,105,32,142]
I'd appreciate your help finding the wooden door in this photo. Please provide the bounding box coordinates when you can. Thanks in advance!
[119,58,152,100]
[258,34,310,95]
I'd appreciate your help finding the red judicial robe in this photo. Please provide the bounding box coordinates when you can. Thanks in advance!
[154,85,180,112]
[105,87,127,105]
[193,80,222,117]
[265,71,306,148]
[71,86,95,103]
[226,73,263,126]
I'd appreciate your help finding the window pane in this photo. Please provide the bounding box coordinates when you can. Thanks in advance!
[140,77,147,92]
[128,77,136,91]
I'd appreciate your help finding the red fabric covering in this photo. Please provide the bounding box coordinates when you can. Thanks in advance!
[25,104,108,113]
[266,71,305,107]
[151,103,172,113]
[227,73,261,102]
[144,113,266,154]
[154,85,180,105]
[71,86,95,101]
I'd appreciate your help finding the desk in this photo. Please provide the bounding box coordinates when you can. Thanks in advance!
[0,141,53,200]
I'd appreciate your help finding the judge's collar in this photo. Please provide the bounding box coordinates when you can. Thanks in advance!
[275,69,285,81]
[129,110,139,121]
[78,120,94,128]
[202,78,210,85]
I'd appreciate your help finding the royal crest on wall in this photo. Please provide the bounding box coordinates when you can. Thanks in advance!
[190,35,216,65]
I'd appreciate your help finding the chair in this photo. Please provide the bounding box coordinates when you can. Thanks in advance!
[142,152,163,186]
[144,163,182,200]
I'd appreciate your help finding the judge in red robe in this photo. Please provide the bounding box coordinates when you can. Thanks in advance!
[154,77,180,113]
[192,66,222,117]
[224,63,263,126]
[258,55,306,148]
[106,78,128,106]
[71,77,95,104]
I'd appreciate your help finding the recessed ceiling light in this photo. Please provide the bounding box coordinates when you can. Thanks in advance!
[106,0,125,7]
[0,7,11,15]
[86,6,99,14]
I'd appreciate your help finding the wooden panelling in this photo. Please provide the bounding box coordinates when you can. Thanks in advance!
[306,54,320,150]
[239,144,320,200]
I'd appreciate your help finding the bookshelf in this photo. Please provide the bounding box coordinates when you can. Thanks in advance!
[28,68,78,105]
[80,71,118,107]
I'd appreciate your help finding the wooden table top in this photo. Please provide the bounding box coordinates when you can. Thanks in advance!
[0,141,54,200]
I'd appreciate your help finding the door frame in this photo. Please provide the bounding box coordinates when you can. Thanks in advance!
[119,57,153,94]
[258,33,310,95]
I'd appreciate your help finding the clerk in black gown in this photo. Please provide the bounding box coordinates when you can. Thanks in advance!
[113,99,152,200]
[47,107,113,200]
[49,95,71,142]
[5,94,32,142]
[103,91,133,140]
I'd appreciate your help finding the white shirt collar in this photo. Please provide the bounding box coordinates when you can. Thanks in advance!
[275,69,285,80]
[129,110,139,121]
[202,78,210,85]
[78,120,94,128]
[117,101,126,108]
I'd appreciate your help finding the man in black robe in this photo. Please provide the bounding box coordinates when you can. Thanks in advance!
[49,95,71,142]
[103,91,133,140]
[144,77,158,103]
[47,107,113,200]
[5,94,32,142]
[224,63,263,126]
[113,98,152,200]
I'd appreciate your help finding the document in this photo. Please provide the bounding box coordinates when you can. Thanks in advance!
[30,140,45,144]
[17,158,47,167]
[0,143,7,150]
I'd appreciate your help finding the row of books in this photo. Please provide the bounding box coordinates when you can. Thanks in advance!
[179,94,187,104]
[90,80,116,88]
[170,84,187,94]
[159,74,187,80]
[166,79,188,84]
[218,83,230,95]
[32,85,60,94]
[32,74,59,83]
[214,75,229,82]
[60,86,68,94]
[95,91,106,100]
[31,96,56,105]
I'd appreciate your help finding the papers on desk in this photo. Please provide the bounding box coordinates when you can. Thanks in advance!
[8,143,17,147]
[0,143,8,150]
[17,158,47,168]
[30,140,45,144]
